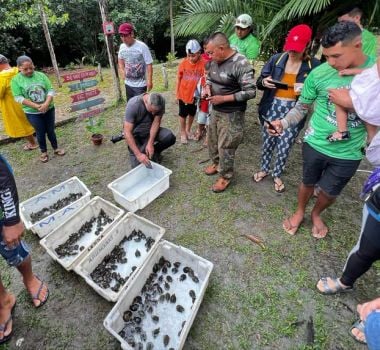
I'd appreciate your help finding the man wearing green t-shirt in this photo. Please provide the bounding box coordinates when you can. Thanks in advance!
[229,14,261,64]
[338,5,378,57]
[270,21,375,239]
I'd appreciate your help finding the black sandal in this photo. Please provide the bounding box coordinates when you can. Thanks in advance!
[327,130,350,142]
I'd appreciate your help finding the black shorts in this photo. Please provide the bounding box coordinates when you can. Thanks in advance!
[302,142,361,197]
[178,99,197,118]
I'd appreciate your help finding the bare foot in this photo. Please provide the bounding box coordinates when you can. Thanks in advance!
[0,293,16,342]
[282,212,304,235]
[24,276,49,307]
[311,214,329,239]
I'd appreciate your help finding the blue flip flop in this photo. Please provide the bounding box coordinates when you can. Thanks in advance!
[350,319,366,345]
[0,302,16,345]
[31,276,49,308]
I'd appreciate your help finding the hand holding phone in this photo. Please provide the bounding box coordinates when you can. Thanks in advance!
[267,79,288,90]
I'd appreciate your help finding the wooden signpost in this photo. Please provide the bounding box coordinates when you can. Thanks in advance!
[62,69,106,134]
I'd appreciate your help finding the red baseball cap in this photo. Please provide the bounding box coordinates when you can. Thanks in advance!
[118,22,134,35]
[283,24,312,52]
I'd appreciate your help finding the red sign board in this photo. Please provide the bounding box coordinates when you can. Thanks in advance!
[71,89,101,103]
[77,108,104,121]
[62,70,97,83]
[103,21,115,35]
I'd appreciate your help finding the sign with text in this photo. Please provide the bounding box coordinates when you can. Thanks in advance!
[62,70,97,83]
[77,108,104,121]
[68,79,98,92]
[71,89,101,103]
[70,98,105,113]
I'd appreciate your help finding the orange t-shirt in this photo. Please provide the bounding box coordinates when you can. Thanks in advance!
[274,73,297,100]
[176,57,205,104]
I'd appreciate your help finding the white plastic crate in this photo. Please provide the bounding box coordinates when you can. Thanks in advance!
[19,176,91,238]
[74,212,165,302]
[107,162,172,212]
[104,240,213,350]
[40,196,124,271]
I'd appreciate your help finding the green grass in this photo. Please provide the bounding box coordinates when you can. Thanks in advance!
[0,62,376,349]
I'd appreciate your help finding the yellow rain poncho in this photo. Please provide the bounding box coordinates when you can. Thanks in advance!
[0,67,34,137]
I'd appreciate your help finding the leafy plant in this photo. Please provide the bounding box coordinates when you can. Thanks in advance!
[85,116,105,135]
[166,51,178,64]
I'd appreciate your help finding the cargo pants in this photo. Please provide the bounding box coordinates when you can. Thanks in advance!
[208,110,245,179]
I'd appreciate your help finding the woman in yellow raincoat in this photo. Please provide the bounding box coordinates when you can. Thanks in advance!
[0,54,37,150]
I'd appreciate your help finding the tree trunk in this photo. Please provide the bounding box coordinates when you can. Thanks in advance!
[38,3,61,87]
[170,0,175,54]
[98,0,123,103]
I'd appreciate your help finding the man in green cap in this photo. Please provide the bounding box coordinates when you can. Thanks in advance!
[229,14,261,64]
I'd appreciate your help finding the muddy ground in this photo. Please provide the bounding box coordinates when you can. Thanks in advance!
[0,66,379,350]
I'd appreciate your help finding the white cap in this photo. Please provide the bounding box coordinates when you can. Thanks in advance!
[235,14,253,28]
[186,39,201,54]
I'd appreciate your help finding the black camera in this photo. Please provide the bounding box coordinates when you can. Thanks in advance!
[111,132,124,143]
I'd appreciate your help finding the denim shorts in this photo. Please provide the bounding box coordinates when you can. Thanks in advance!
[0,223,30,267]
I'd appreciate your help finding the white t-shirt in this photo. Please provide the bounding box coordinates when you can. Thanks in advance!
[350,62,380,126]
[118,40,153,87]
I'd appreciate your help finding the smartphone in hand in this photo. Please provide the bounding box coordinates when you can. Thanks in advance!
[267,79,288,90]
[262,117,280,135]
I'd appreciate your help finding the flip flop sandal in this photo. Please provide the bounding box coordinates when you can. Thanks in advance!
[0,302,16,345]
[23,143,38,151]
[282,217,304,235]
[54,149,65,156]
[31,276,49,308]
[252,171,268,183]
[273,178,285,193]
[40,153,49,163]
[350,320,366,345]
[326,130,351,142]
[316,277,353,295]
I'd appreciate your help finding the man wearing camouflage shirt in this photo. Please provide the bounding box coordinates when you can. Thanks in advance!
[203,32,256,192]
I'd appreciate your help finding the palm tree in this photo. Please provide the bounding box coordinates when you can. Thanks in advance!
[174,0,380,56]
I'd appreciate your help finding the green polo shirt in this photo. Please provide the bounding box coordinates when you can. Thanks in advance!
[362,29,378,58]
[229,33,260,61]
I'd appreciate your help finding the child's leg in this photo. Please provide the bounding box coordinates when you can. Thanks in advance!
[186,115,195,138]
[365,122,378,144]
[179,116,188,143]
[327,104,350,141]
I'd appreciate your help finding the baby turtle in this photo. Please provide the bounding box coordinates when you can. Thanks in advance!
[138,310,145,318]
[133,316,142,324]
[171,267,178,274]
[163,335,170,347]
[189,290,196,301]
[135,249,141,258]
[164,282,170,291]
[152,315,159,323]
[170,294,176,303]
[132,266,137,272]
[179,274,186,281]
[176,305,185,313]
[133,296,142,304]
[162,266,168,274]
[122,310,132,322]
[165,292,171,302]
[159,294,166,303]
[158,275,164,282]
[183,267,191,273]
[153,263,160,273]
[146,342,154,350]
[153,327,160,338]
[174,261,181,268]
[130,303,139,312]
[136,342,143,350]
[166,275,173,283]
[192,276,199,283]
[140,332,147,342]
